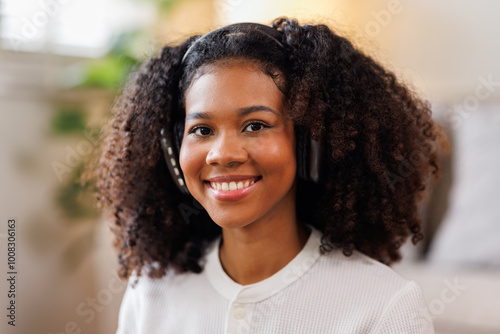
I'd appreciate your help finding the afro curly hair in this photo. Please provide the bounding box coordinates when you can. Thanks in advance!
[91,17,443,280]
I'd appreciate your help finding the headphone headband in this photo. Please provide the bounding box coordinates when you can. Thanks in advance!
[181,22,284,64]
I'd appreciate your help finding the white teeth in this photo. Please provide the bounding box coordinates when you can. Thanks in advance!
[210,178,259,191]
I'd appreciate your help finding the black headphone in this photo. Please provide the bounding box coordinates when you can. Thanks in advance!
[161,23,322,195]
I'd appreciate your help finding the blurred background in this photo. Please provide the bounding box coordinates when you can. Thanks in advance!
[0,0,499,333]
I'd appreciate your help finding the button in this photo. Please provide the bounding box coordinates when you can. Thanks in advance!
[233,306,246,320]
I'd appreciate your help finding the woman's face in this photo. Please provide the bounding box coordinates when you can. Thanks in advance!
[179,61,297,230]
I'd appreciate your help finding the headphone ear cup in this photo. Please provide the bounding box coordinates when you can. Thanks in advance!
[308,138,322,183]
[160,128,190,195]
[295,126,322,183]
[173,120,185,153]
[295,126,309,181]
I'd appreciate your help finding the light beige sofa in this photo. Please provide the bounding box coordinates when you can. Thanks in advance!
[394,105,500,334]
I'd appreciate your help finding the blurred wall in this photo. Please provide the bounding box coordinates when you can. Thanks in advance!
[215,0,500,104]
[0,50,101,333]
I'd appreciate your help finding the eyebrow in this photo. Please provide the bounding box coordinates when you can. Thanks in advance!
[185,105,280,121]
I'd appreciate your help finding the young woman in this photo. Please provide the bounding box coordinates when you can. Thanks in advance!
[93,17,441,333]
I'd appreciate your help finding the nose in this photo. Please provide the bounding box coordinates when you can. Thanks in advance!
[206,132,249,167]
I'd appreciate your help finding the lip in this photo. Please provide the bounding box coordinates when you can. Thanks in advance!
[205,175,261,202]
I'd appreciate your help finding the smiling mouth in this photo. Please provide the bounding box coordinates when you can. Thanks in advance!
[206,177,262,191]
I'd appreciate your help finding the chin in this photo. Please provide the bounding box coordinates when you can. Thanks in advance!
[209,216,252,230]
[205,209,259,231]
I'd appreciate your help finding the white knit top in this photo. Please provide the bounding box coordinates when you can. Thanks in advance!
[116,227,434,333]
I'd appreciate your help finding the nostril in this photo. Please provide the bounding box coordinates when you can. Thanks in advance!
[206,147,249,166]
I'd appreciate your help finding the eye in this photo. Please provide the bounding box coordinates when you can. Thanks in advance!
[244,121,270,132]
[189,126,213,136]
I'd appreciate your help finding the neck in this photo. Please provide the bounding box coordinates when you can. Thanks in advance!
[219,219,309,285]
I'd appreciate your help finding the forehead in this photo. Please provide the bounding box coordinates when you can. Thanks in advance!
[184,61,286,115]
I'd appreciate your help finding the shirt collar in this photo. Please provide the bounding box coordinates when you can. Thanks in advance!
[204,225,322,303]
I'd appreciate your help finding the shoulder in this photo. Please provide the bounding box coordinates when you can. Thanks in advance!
[121,237,221,302]
[301,244,426,310]
[325,249,410,285]
[304,226,413,295]
[117,267,212,322]
[123,266,207,297]
[298,248,433,332]
[116,266,225,333]
[313,248,418,298]
[118,265,212,315]
[299,226,414,298]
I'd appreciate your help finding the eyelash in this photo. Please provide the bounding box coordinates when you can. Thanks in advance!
[188,121,271,137]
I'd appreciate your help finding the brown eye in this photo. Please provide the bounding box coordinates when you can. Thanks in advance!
[190,126,213,136]
[244,122,269,132]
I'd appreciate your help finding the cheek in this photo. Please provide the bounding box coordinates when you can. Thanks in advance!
[179,143,204,180]
[257,132,296,176]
